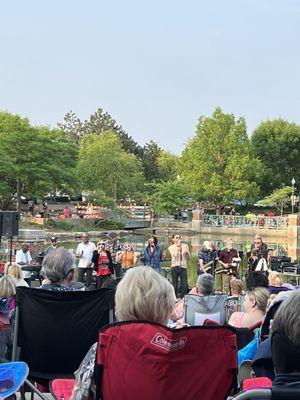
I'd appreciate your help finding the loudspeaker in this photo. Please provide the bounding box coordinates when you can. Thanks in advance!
[0,211,19,236]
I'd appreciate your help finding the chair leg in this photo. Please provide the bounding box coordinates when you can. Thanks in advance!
[19,383,26,400]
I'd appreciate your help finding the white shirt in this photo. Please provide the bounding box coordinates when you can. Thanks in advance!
[76,242,96,268]
[16,249,32,279]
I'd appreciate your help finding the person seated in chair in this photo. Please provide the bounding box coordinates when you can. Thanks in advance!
[40,247,80,292]
[271,290,300,388]
[71,267,176,400]
[228,287,269,328]
[171,273,214,322]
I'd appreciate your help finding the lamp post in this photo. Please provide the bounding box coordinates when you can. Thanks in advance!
[292,178,296,214]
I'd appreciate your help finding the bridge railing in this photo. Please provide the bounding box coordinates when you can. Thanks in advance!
[200,215,289,229]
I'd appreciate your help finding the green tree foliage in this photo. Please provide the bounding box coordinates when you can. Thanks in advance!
[0,112,77,211]
[180,107,261,211]
[141,140,162,181]
[76,131,144,204]
[59,108,143,157]
[259,186,293,215]
[157,150,178,182]
[150,180,193,216]
[251,119,300,196]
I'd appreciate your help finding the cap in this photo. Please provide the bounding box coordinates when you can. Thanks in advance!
[50,236,57,242]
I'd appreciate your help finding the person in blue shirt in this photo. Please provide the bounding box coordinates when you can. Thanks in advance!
[143,235,164,273]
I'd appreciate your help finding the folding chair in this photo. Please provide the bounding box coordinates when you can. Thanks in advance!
[95,321,238,400]
[12,287,114,390]
[184,294,227,325]
[233,386,300,399]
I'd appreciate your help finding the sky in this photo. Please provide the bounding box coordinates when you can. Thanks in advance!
[1,0,300,154]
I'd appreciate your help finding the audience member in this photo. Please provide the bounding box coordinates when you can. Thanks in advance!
[5,264,29,288]
[0,276,16,359]
[271,290,300,387]
[71,267,176,400]
[40,247,78,291]
[171,273,214,321]
[268,271,291,295]
[230,278,244,298]
[245,271,269,291]
[228,287,270,328]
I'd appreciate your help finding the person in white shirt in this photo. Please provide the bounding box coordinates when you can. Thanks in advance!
[76,233,96,287]
[15,243,33,285]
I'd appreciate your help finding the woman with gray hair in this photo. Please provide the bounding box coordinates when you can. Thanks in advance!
[115,266,176,325]
[70,267,176,400]
[40,247,78,291]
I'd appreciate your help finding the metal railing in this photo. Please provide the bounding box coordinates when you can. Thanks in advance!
[200,214,289,229]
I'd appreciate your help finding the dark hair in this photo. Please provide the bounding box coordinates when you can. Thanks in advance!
[245,271,269,291]
[149,235,158,245]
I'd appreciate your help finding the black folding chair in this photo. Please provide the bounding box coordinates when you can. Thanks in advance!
[233,386,300,399]
[12,287,114,396]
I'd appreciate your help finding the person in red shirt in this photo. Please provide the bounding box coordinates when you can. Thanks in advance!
[92,242,113,288]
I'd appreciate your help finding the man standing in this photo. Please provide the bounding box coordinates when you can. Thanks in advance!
[16,243,33,286]
[249,234,269,272]
[168,234,190,298]
[44,236,58,256]
[105,232,122,280]
[76,233,96,287]
[218,238,239,294]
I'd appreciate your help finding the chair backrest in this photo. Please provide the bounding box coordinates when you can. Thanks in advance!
[184,294,227,325]
[96,321,237,400]
[14,287,114,377]
[233,386,300,399]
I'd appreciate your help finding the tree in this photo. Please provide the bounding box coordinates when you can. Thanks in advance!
[259,186,294,215]
[76,131,144,204]
[251,119,300,196]
[180,107,262,212]
[0,112,77,212]
[141,140,162,182]
[59,108,143,157]
[157,150,178,182]
[150,180,193,216]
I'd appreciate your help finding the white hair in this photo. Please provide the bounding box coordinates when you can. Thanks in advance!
[115,266,176,325]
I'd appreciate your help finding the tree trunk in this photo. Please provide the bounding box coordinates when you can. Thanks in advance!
[17,179,22,213]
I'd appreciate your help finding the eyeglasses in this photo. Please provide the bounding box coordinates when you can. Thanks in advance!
[254,241,261,244]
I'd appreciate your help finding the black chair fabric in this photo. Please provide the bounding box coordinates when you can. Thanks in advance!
[15,287,114,378]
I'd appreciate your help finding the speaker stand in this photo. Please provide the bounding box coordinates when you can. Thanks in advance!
[9,236,13,265]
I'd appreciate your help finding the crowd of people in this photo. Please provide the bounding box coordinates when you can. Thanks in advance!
[0,231,299,398]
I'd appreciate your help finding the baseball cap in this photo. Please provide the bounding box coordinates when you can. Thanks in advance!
[50,236,57,242]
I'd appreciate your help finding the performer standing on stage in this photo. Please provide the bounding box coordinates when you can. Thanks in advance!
[249,234,269,272]
[218,238,239,294]
[197,241,217,275]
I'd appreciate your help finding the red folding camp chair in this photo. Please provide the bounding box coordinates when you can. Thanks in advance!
[96,321,237,400]
[51,321,238,400]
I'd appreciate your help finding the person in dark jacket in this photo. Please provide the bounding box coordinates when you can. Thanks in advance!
[143,236,164,273]
[92,241,114,289]
[270,290,300,388]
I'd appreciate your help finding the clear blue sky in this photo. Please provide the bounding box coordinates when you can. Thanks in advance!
[1,0,299,154]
